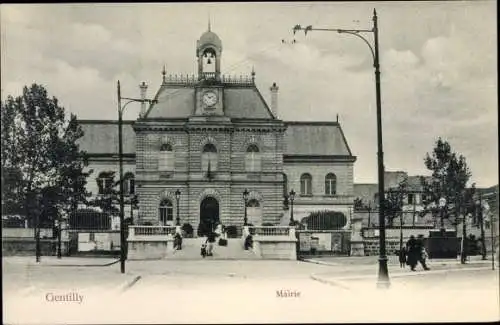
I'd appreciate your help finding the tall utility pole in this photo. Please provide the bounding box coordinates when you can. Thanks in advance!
[117,81,125,274]
[117,80,155,274]
[479,194,487,260]
[292,9,389,288]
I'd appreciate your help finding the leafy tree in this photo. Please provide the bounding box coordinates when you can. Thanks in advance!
[1,84,91,227]
[420,138,472,228]
[90,171,120,215]
[384,176,408,227]
[354,197,373,211]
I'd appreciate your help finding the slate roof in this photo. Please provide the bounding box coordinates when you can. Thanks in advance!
[77,120,353,157]
[77,121,135,155]
[283,122,352,156]
[144,84,274,119]
[145,86,195,118]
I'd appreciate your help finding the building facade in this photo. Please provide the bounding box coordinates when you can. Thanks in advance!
[77,28,356,235]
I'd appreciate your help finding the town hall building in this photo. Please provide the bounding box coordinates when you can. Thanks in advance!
[77,27,357,236]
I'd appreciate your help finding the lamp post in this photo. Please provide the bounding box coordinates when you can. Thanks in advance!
[439,197,446,232]
[57,216,62,259]
[293,8,389,287]
[460,205,469,265]
[175,189,181,226]
[482,201,494,269]
[34,193,41,263]
[368,202,372,228]
[289,189,296,226]
[117,80,155,274]
[243,189,249,226]
[478,196,487,260]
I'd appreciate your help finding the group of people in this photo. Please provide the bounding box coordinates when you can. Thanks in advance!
[399,234,430,271]
[201,224,227,258]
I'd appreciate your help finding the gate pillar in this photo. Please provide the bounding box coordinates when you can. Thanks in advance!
[350,216,365,256]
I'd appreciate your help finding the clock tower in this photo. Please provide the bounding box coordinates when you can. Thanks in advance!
[194,25,224,116]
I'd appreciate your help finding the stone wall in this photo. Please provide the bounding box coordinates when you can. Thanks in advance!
[253,237,297,260]
[363,238,402,256]
[2,238,69,256]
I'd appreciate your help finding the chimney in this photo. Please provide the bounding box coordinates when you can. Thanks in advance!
[139,81,148,117]
[269,82,279,118]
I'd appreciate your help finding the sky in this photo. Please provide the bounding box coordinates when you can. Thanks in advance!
[1,2,497,187]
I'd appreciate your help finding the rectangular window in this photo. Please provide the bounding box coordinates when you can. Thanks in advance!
[408,193,414,205]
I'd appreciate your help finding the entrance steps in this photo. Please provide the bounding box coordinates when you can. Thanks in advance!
[163,238,259,260]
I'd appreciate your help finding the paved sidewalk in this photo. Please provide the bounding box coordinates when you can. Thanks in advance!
[303,254,494,267]
[2,256,119,267]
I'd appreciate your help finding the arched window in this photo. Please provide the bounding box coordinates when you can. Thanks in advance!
[325,173,337,195]
[159,199,174,225]
[202,143,218,172]
[283,173,288,197]
[97,171,114,195]
[300,173,312,196]
[123,172,135,195]
[245,144,261,172]
[158,143,174,172]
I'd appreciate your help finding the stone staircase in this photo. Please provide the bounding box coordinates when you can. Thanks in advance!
[164,238,259,260]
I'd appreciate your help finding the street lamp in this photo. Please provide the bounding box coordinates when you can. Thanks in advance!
[117,80,155,274]
[439,197,447,232]
[57,216,62,259]
[175,189,181,226]
[289,189,296,226]
[482,201,495,269]
[477,195,487,260]
[243,189,249,226]
[293,9,389,287]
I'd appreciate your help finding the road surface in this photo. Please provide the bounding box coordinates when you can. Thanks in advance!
[3,258,499,323]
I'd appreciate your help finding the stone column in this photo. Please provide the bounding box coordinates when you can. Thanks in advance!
[350,216,365,256]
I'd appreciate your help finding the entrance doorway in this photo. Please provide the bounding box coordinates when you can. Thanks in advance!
[199,197,220,237]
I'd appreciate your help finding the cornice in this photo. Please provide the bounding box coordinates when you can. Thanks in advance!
[284,155,357,163]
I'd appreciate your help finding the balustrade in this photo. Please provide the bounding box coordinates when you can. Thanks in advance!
[129,225,176,238]
[248,226,291,237]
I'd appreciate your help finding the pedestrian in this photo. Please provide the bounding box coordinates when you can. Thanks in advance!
[416,234,430,270]
[406,235,419,271]
[399,246,407,268]
[174,232,182,250]
[206,228,217,256]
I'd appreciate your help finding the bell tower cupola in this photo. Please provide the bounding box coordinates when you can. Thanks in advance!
[197,21,222,82]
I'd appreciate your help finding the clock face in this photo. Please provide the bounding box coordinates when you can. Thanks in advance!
[202,91,218,107]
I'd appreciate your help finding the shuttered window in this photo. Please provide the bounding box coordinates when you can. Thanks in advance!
[202,143,218,172]
[300,173,312,195]
[158,143,174,172]
[245,144,261,172]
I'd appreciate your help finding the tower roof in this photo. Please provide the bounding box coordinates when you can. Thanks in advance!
[197,29,222,52]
